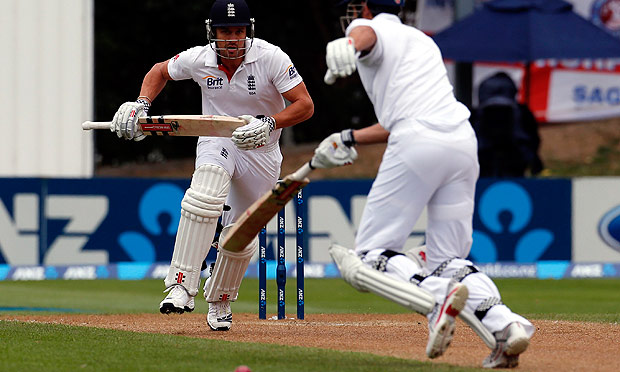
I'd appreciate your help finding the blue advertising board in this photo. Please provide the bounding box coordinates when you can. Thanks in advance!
[0,176,573,272]
[471,178,572,262]
[0,178,192,266]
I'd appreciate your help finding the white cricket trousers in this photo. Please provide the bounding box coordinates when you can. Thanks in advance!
[195,137,282,227]
[355,120,479,271]
[356,121,535,336]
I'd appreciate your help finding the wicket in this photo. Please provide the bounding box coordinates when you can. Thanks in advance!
[258,189,305,320]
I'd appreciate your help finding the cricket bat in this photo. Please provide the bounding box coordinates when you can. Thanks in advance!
[81,115,246,137]
[220,161,315,253]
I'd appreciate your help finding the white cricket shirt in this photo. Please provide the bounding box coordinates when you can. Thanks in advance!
[346,14,470,132]
[167,38,303,146]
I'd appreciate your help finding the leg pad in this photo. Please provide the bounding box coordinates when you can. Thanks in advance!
[329,244,435,314]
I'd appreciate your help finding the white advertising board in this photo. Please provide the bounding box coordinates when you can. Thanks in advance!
[573,178,620,263]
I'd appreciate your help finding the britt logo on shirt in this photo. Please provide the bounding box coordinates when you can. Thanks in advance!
[203,75,224,89]
[248,75,256,95]
[287,64,298,80]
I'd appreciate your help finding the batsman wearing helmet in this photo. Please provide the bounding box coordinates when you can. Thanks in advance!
[317,0,534,368]
[109,0,313,331]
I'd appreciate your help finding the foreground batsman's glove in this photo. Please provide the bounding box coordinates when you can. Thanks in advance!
[111,98,150,141]
[231,115,276,150]
[311,129,358,169]
[324,37,357,85]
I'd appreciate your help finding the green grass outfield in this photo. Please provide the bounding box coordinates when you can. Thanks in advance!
[1,278,619,371]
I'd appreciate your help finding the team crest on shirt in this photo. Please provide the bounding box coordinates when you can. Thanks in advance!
[286,64,298,80]
[247,74,256,95]
[202,75,224,89]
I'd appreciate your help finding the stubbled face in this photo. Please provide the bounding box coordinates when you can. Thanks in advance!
[214,26,247,60]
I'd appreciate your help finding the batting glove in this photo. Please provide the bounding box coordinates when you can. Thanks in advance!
[231,115,276,150]
[324,37,357,85]
[111,99,150,141]
[311,130,358,169]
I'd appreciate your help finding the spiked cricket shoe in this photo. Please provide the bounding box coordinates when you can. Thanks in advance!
[207,300,232,331]
[426,282,469,359]
[483,322,530,368]
[159,284,194,314]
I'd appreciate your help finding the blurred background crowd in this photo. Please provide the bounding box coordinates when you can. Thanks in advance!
[92,0,620,178]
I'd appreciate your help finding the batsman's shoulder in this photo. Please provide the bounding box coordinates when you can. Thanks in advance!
[249,38,274,53]
[173,45,208,66]
[252,38,288,56]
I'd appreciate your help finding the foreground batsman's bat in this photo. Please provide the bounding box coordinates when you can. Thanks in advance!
[81,115,246,137]
[220,162,314,252]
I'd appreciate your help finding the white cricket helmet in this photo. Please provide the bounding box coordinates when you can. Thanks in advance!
[205,0,255,59]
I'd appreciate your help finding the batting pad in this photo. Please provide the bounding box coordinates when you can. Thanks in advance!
[164,164,231,296]
[460,310,497,349]
[329,244,435,314]
[204,224,258,302]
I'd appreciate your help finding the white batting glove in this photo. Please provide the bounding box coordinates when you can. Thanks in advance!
[324,37,357,85]
[311,130,358,169]
[111,100,149,141]
[231,115,276,150]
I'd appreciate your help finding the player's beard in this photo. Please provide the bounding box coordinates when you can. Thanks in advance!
[222,40,245,60]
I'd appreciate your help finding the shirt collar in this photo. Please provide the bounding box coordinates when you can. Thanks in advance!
[244,40,258,63]
[205,44,218,67]
[374,13,402,24]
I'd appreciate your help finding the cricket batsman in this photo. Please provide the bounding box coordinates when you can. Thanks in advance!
[109,0,313,331]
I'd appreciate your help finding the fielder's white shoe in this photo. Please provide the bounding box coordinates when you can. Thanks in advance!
[483,322,530,368]
[159,284,194,314]
[207,300,232,331]
[426,282,469,359]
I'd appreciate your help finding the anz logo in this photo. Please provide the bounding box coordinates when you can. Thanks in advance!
[598,205,620,253]
[0,194,108,265]
[471,181,554,263]
[117,183,184,262]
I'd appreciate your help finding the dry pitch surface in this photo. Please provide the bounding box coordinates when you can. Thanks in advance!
[4,313,619,372]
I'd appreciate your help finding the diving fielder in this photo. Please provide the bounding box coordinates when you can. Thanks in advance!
[110,0,313,331]
[318,0,535,368]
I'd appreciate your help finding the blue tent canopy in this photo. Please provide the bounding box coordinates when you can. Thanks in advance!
[432,0,620,62]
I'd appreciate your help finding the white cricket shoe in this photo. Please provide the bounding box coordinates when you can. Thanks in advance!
[426,282,469,359]
[207,300,232,331]
[483,322,530,368]
[159,285,194,314]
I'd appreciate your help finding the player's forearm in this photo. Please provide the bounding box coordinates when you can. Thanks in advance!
[348,26,377,52]
[272,97,314,128]
[138,61,171,103]
[353,123,389,144]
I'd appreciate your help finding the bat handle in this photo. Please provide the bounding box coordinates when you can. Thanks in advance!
[82,121,112,130]
[324,70,337,85]
[290,162,314,181]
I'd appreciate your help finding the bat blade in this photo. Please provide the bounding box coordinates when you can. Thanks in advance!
[81,115,246,137]
[138,115,245,137]
[220,163,313,252]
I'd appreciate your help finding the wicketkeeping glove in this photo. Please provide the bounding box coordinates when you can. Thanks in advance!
[231,115,276,150]
[111,98,150,141]
[311,129,358,169]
